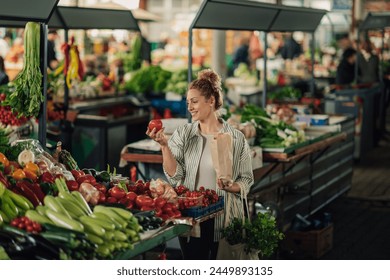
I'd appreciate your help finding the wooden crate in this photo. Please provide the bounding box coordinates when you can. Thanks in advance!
[283,224,333,259]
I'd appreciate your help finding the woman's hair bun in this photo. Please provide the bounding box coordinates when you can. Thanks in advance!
[197,69,221,87]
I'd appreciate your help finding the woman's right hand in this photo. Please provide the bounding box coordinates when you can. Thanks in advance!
[146,127,168,147]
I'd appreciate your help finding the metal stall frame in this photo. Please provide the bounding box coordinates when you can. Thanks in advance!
[188,0,326,112]
[0,0,59,148]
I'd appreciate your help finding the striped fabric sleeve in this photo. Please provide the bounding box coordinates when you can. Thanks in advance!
[163,127,186,186]
[234,135,254,196]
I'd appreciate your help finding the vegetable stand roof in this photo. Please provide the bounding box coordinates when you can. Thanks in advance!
[48,6,140,31]
[0,5,139,31]
[359,12,390,30]
[0,0,58,22]
[191,0,326,32]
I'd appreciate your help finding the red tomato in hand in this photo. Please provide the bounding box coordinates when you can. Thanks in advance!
[148,119,163,132]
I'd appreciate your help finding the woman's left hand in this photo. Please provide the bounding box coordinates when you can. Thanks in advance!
[217,179,233,191]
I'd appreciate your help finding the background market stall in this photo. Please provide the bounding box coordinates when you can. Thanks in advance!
[187,0,326,109]
[46,6,149,170]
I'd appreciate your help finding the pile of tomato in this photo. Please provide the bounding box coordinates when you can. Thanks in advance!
[0,93,29,126]
[10,216,42,233]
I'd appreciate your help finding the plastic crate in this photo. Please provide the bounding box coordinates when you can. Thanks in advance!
[151,98,187,116]
[181,196,224,218]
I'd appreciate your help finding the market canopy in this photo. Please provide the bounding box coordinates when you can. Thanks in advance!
[0,0,58,26]
[0,5,140,31]
[359,12,390,30]
[48,6,140,31]
[191,0,326,32]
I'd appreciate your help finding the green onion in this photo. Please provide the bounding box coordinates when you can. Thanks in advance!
[6,22,43,118]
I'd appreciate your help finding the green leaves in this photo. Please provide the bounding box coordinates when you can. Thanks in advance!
[5,22,43,118]
[221,212,284,258]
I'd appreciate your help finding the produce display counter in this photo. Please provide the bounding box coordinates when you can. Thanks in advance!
[114,209,223,259]
[250,116,355,229]
[114,224,191,260]
[120,116,354,229]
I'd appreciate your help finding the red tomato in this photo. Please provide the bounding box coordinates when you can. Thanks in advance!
[40,171,54,184]
[126,191,137,202]
[108,186,126,200]
[98,192,106,203]
[154,197,167,209]
[94,183,107,194]
[148,119,163,132]
[66,180,79,191]
[106,196,117,203]
[135,195,154,208]
[140,205,154,211]
[154,207,162,217]
[162,203,172,213]
[125,201,134,209]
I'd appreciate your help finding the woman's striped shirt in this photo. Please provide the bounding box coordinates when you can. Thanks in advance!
[163,119,254,241]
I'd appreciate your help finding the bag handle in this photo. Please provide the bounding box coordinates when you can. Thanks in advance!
[223,185,250,228]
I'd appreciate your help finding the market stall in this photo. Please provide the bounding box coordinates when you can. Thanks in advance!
[188,0,326,109]
[0,0,59,148]
[45,6,148,170]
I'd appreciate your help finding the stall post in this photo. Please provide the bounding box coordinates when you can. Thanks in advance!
[310,32,316,97]
[262,31,268,109]
[38,23,49,148]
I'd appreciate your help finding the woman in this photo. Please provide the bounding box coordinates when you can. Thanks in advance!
[146,69,254,260]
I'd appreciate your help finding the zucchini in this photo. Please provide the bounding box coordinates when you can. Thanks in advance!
[6,189,33,210]
[91,212,122,230]
[79,216,106,237]
[82,215,115,231]
[44,195,72,219]
[56,197,86,218]
[25,210,53,225]
[71,191,92,215]
[45,209,84,233]
[107,206,133,221]
[85,232,104,245]
[113,230,127,242]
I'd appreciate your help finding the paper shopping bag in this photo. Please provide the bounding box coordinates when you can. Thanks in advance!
[210,133,233,187]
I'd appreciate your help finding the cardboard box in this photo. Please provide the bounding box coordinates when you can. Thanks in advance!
[283,224,333,259]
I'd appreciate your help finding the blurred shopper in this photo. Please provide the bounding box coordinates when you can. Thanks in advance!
[0,56,9,85]
[336,47,357,85]
[278,33,302,60]
[357,40,379,84]
[47,30,59,70]
[146,69,254,260]
[231,36,250,72]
